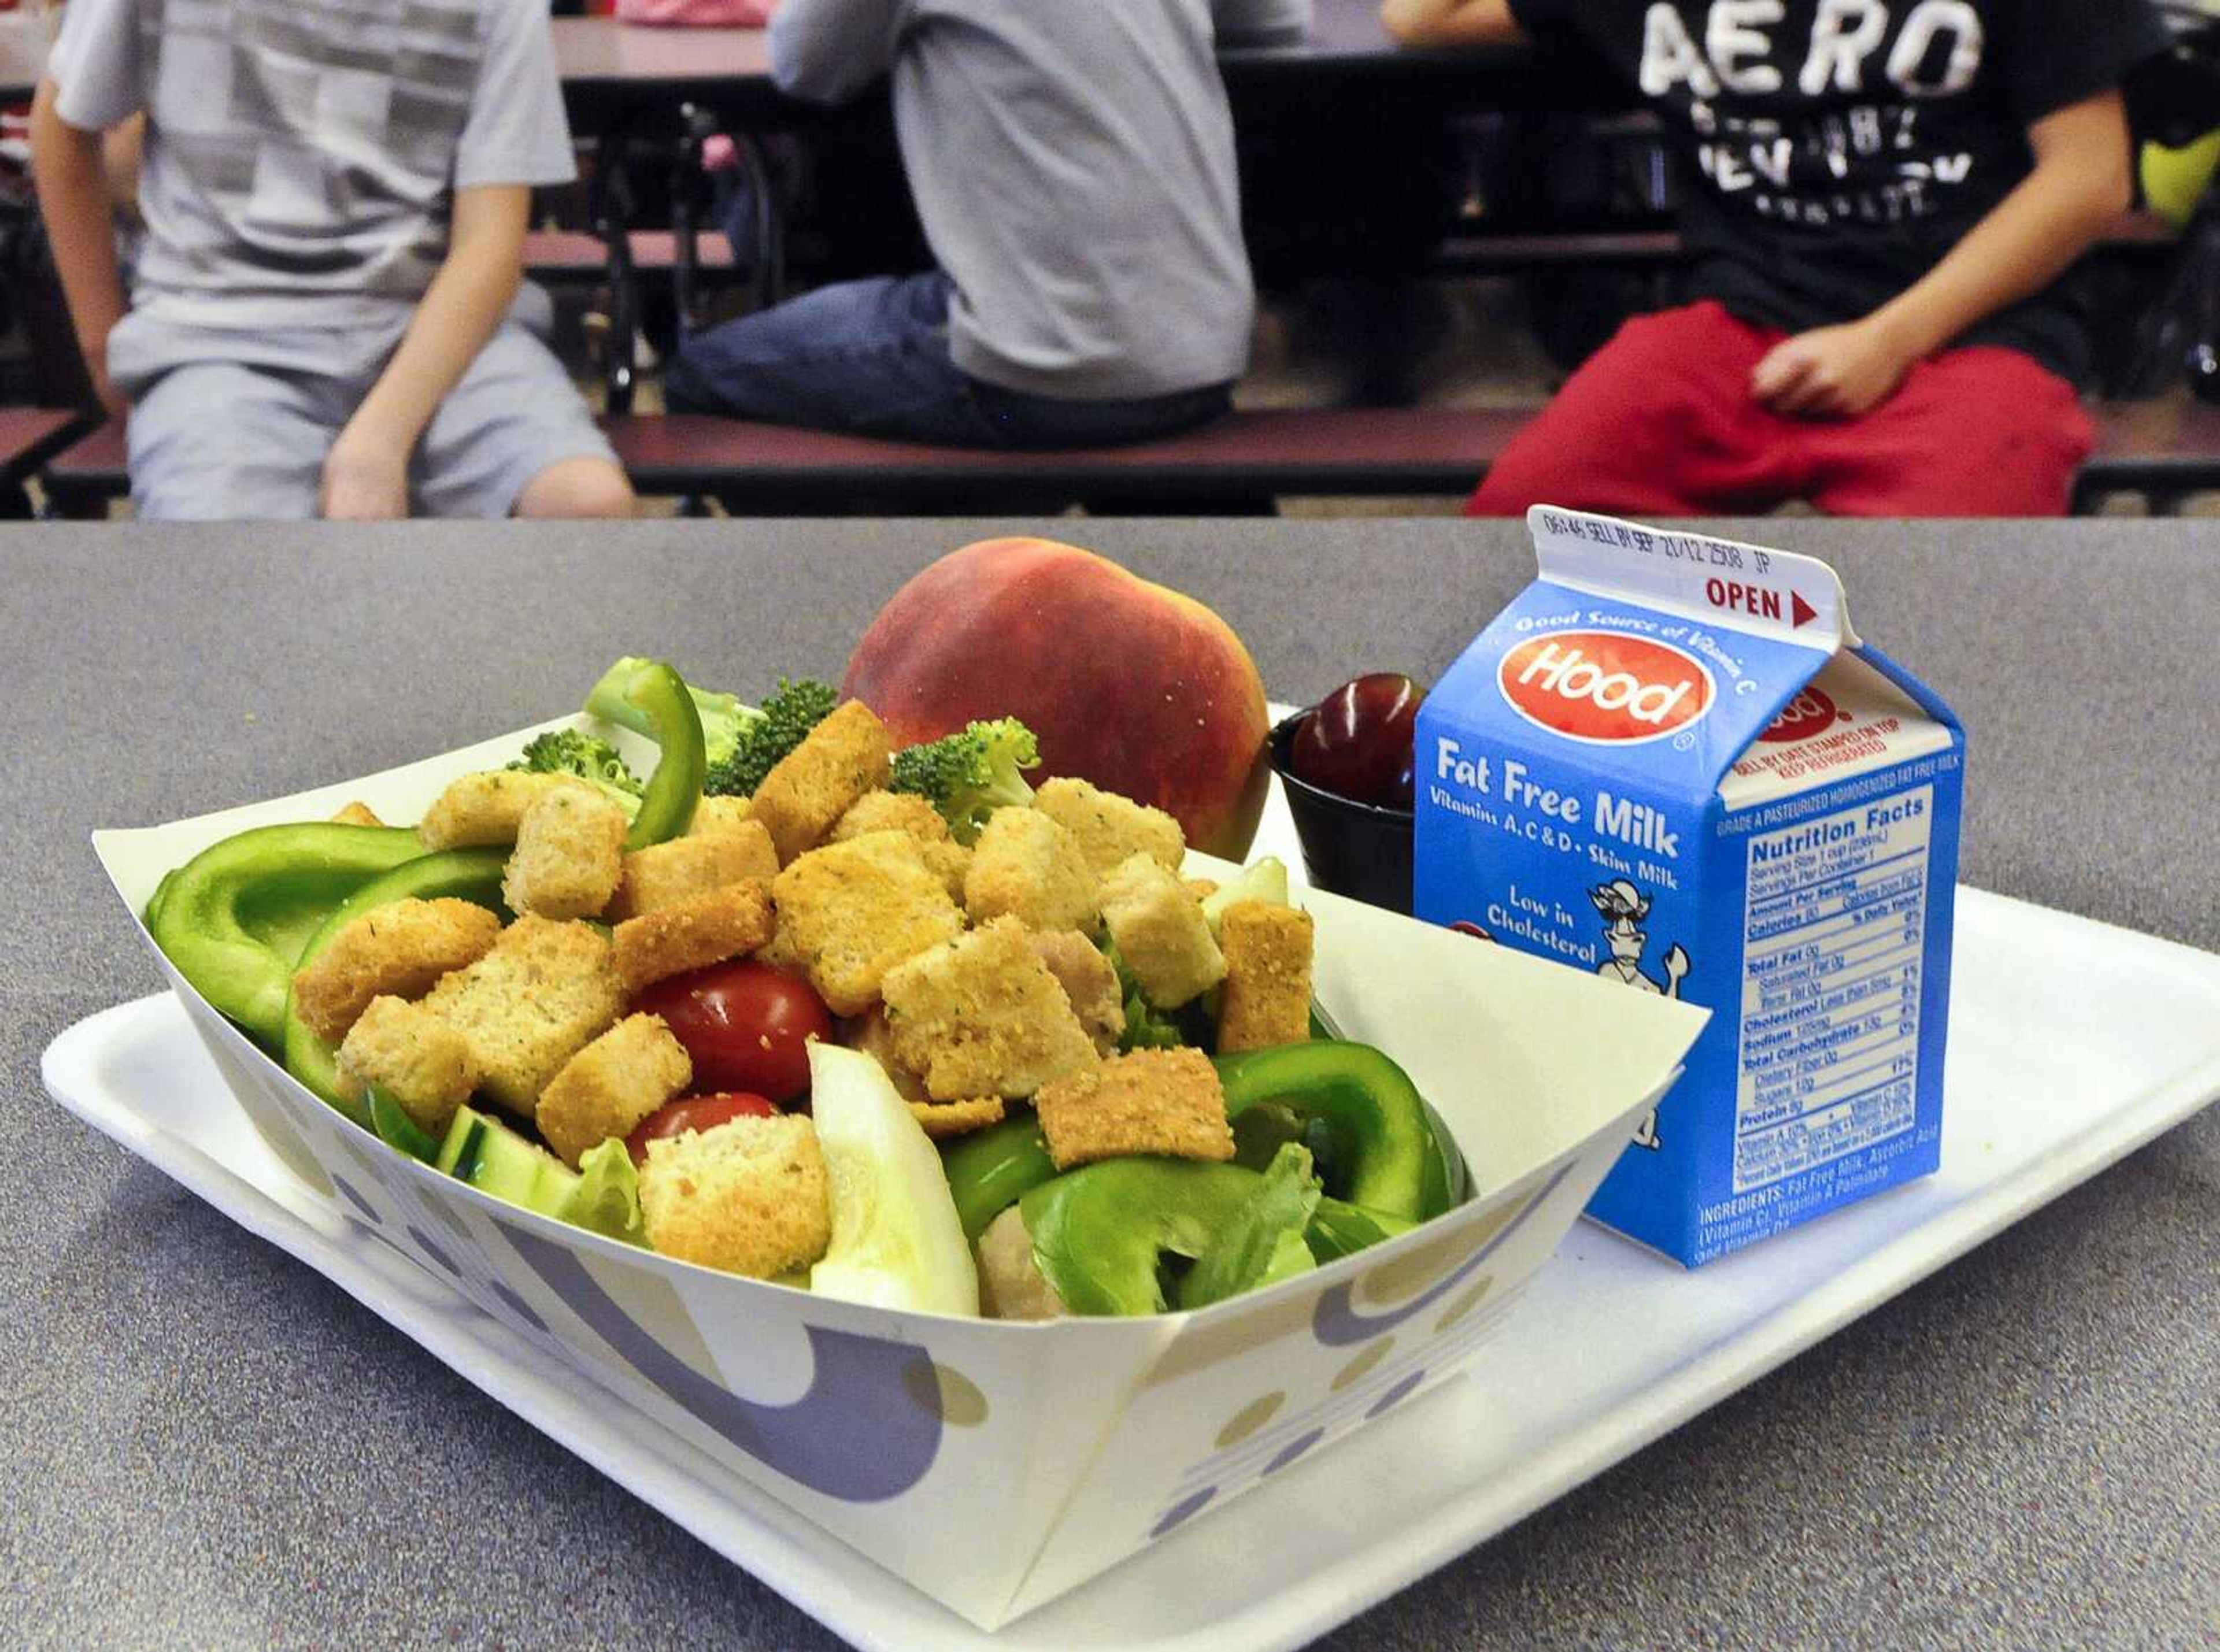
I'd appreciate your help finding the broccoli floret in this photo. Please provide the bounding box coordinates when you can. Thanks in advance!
[887,718,1041,843]
[703,677,841,798]
[507,729,644,814]
[583,655,752,772]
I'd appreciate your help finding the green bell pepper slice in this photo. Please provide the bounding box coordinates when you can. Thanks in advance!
[1019,1146,1322,1317]
[147,823,426,1051]
[280,847,510,1123]
[939,1110,1059,1240]
[1215,1040,1449,1224]
[617,660,706,850]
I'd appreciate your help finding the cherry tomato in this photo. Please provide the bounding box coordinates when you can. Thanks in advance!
[632,960,834,1102]
[626,1092,778,1166]
[1291,673,1423,808]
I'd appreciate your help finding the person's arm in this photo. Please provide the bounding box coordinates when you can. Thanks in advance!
[1379,0,1526,48]
[28,79,130,417]
[320,184,529,520]
[1751,88,2135,419]
[768,0,905,105]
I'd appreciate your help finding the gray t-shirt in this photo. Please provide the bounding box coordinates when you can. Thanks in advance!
[770,0,1311,401]
[49,0,576,331]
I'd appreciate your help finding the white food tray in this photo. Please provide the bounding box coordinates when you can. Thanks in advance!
[45,879,2220,1649]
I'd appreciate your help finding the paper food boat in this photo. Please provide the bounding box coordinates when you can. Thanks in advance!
[91,720,1708,1631]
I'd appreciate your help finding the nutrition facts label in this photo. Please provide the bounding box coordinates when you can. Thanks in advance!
[1732,787,1933,1194]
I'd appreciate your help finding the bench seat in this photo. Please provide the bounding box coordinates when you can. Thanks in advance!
[602,408,1534,509]
[1,408,84,484]
[1,408,91,517]
[36,398,2220,517]
[2076,394,2220,514]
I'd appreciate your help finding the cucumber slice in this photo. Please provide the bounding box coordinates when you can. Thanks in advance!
[807,1044,979,1316]
[436,1106,489,1177]
[434,1104,579,1216]
[367,1086,441,1162]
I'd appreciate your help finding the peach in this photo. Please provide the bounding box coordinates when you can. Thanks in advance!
[841,539,1271,860]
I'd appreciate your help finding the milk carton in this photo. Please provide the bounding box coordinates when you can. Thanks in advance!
[1415,508,1964,1266]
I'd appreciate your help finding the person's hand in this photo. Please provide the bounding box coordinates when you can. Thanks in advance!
[1749,320,1915,420]
[320,424,411,520]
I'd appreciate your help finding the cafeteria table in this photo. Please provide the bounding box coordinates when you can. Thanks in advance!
[552,0,1602,127]
[6,517,2214,1649]
[0,12,48,104]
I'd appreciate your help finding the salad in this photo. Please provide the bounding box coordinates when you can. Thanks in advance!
[146,658,1468,1318]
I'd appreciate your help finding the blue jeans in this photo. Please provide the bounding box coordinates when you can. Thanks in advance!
[664,271,1231,448]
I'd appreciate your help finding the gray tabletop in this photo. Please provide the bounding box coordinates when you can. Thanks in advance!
[6,517,2215,1649]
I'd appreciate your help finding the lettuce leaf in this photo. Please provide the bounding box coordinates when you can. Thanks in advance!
[560,1138,647,1246]
[1175,1144,1323,1311]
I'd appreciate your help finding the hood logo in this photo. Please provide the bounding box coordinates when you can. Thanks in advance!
[1498,631,1714,744]
[1757,685,1841,744]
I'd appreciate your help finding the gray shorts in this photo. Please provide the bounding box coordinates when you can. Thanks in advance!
[111,291,618,520]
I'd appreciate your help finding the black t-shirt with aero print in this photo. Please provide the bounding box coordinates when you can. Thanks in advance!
[1504,0,2171,383]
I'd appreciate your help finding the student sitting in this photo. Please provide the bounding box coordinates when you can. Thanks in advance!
[665,0,1313,448]
[1383,0,2171,517]
[31,0,634,521]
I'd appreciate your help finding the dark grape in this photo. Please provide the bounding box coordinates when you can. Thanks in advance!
[1290,673,1423,808]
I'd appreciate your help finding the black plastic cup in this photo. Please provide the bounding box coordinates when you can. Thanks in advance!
[1270,710,1414,915]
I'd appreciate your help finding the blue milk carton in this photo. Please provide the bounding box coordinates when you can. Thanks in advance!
[1415,508,1965,1266]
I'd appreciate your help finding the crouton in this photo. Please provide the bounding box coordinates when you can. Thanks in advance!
[605,821,779,921]
[290,897,504,1045]
[1033,1047,1234,1169]
[612,879,777,995]
[975,1204,1065,1320]
[1033,777,1185,875]
[848,1006,929,1101]
[501,784,629,920]
[830,786,970,902]
[771,831,964,1016]
[639,1114,832,1278]
[963,808,1098,933]
[335,995,481,1136]
[907,1097,1007,1139]
[756,907,811,977]
[417,771,584,850]
[748,700,893,865]
[536,1013,693,1169]
[330,801,385,828]
[920,839,972,903]
[689,795,756,837]
[1215,902,1316,1053]
[1098,853,1224,1009]
[1027,929,1125,1055]
[420,915,626,1120]
[831,789,951,846]
[880,916,1098,1101]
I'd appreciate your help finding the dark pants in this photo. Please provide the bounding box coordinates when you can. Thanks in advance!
[664,271,1231,448]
